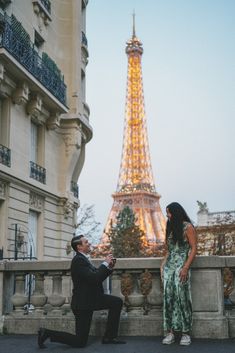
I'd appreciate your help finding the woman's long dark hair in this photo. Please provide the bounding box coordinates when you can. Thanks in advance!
[166,202,192,245]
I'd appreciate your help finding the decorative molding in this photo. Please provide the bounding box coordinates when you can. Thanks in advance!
[0,62,4,83]
[81,47,89,66]
[12,81,29,105]
[26,94,43,121]
[60,113,93,144]
[46,111,61,130]
[62,129,81,156]
[32,1,52,26]
[62,198,74,219]
[29,192,44,211]
[0,179,7,199]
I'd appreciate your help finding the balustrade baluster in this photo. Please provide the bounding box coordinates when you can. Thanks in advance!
[30,272,47,315]
[124,271,144,315]
[61,272,73,316]
[146,271,163,313]
[111,271,124,299]
[47,272,65,316]
[11,274,27,315]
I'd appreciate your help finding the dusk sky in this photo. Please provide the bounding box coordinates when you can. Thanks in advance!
[79,0,235,234]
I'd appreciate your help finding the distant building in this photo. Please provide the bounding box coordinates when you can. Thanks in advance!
[0,0,92,260]
[196,202,235,255]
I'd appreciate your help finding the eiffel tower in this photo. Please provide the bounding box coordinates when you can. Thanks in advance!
[96,16,165,256]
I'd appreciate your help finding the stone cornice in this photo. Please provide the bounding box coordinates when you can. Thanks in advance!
[12,81,29,105]
[196,224,235,233]
[1,256,235,272]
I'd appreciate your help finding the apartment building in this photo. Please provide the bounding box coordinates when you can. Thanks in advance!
[0,0,92,260]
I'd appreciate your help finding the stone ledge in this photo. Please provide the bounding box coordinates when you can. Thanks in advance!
[3,312,234,338]
[0,256,231,272]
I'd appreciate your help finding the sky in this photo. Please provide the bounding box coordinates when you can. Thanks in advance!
[79,0,235,233]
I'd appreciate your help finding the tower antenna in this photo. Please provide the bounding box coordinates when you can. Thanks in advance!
[132,10,136,37]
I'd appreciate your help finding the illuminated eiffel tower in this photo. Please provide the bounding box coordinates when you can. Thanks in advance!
[96,16,165,255]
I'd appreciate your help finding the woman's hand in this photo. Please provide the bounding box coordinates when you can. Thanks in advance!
[179,266,189,283]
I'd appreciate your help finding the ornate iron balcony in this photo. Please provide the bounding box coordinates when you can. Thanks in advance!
[0,13,66,106]
[71,181,79,198]
[0,143,11,167]
[39,0,51,14]
[0,0,11,10]
[81,31,88,47]
[30,161,46,184]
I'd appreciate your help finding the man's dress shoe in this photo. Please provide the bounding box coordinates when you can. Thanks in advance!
[102,337,126,344]
[38,328,49,349]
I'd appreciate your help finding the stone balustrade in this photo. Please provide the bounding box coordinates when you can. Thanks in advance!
[0,256,234,338]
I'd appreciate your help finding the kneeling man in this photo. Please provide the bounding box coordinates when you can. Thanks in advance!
[38,235,125,348]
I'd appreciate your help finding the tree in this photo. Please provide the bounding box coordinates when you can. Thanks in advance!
[75,204,101,244]
[108,206,145,257]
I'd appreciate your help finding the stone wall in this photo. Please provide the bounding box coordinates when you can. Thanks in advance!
[0,256,235,338]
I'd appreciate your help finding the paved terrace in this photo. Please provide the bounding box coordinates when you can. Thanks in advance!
[0,335,235,353]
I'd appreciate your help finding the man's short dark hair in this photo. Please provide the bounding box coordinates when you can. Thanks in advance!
[71,235,84,252]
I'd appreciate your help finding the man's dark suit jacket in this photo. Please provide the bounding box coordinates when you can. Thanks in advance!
[71,252,112,311]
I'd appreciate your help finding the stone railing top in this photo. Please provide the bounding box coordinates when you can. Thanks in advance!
[0,256,235,272]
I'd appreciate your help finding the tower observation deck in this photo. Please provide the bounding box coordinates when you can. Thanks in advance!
[96,17,166,256]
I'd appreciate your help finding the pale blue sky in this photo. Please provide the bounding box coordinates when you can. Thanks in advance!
[79,0,235,230]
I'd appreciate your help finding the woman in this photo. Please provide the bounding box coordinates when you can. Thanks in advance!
[161,202,197,346]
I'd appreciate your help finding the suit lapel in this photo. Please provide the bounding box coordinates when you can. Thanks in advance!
[78,252,97,271]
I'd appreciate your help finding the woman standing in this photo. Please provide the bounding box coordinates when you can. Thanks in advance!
[161,202,197,346]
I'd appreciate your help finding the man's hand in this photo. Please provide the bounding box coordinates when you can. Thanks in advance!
[105,254,116,268]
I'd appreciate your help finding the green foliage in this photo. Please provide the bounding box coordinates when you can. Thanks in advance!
[108,206,145,258]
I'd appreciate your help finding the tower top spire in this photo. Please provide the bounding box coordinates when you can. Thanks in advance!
[126,12,143,55]
[132,11,136,38]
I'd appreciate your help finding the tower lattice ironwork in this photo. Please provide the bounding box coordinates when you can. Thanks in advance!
[96,18,166,255]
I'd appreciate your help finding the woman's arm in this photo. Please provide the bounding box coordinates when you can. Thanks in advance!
[160,244,169,281]
[179,224,197,283]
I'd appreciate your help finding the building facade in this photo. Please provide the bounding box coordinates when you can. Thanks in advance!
[196,202,235,256]
[0,0,92,260]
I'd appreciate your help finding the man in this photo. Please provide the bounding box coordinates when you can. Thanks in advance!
[38,235,125,348]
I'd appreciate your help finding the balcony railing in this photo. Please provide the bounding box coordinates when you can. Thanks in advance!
[30,161,46,184]
[0,143,11,167]
[39,0,51,14]
[81,31,88,47]
[0,257,234,337]
[0,13,66,106]
[0,0,11,10]
[71,181,79,198]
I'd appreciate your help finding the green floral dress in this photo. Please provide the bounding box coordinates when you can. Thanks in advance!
[163,222,192,333]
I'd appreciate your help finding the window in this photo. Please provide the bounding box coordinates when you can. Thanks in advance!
[0,200,5,256]
[34,30,44,54]
[30,121,46,183]
[30,120,45,165]
[0,98,10,147]
[0,98,11,167]
[81,69,85,103]
[31,121,38,163]
[28,210,38,259]
[0,181,8,259]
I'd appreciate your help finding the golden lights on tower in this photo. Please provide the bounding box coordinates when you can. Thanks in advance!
[96,16,166,256]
